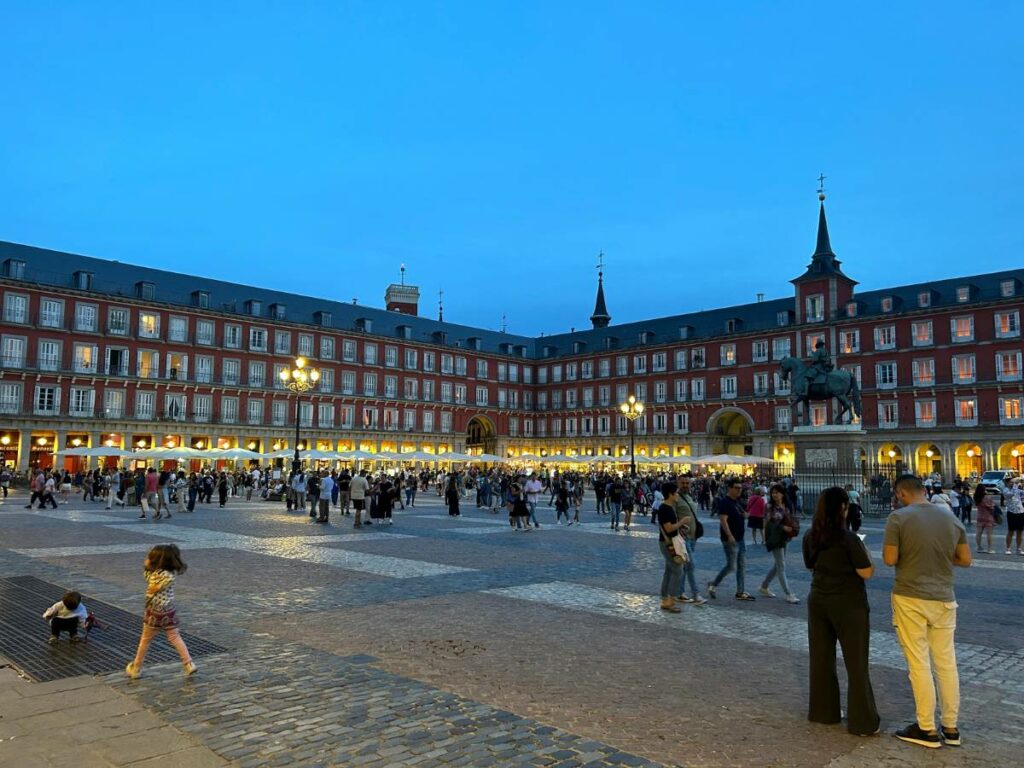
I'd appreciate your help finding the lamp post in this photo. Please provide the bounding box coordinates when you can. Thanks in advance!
[619,394,644,478]
[279,357,320,473]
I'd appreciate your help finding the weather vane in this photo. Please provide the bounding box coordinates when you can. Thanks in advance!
[400,263,406,286]
[597,250,605,274]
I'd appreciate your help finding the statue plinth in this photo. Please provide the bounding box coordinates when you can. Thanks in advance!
[792,424,867,471]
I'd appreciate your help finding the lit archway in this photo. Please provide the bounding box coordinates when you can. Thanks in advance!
[954,443,983,479]
[914,444,942,476]
[997,441,1024,474]
[706,407,755,455]
[466,415,497,454]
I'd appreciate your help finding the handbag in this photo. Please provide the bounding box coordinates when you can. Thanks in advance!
[670,533,689,564]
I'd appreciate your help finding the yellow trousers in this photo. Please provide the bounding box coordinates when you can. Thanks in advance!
[891,593,959,732]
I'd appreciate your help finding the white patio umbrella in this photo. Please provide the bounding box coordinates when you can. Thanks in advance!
[437,451,473,462]
[516,452,541,461]
[337,449,379,461]
[396,451,440,462]
[208,448,264,461]
[473,453,505,462]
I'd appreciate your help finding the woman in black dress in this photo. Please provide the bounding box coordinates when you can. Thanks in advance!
[803,486,879,736]
[445,475,461,517]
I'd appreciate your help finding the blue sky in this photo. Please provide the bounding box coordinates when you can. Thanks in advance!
[2,2,1021,335]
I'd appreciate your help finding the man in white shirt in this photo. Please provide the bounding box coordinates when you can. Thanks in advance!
[350,470,370,528]
[524,473,543,528]
[43,591,88,644]
[317,470,334,524]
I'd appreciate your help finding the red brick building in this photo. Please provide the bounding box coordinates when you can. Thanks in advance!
[1,197,1022,480]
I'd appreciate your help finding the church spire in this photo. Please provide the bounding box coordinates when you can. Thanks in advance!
[590,251,611,329]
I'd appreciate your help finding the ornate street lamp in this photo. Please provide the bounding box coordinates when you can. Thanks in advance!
[279,357,320,472]
[619,394,644,478]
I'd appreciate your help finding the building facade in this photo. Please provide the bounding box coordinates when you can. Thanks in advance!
[1,199,1022,481]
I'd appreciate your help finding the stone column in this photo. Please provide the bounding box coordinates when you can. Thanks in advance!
[17,430,32,473]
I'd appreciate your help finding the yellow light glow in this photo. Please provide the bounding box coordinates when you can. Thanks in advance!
[248,441,257,450]
[137,440,147,448]
[279,369,289,382]
[0,436,9,446]
[926,449,934,458]
[105,439,115,447]
[166,439,176,447]
[71,438,82,447]
[1013,449,1020,458]
[272,442,281,450]
[296,357,306,369]
[888,449,896,458]
[37,437,47,446]
[966,449,975,458]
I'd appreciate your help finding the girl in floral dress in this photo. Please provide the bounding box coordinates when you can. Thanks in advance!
[126,544,196,678]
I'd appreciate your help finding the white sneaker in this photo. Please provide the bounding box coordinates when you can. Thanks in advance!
[758,586,776,598]
[785,595,801,604]
[1006,549,1013,555]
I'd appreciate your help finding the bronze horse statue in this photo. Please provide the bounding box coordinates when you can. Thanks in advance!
[779,356,862,426]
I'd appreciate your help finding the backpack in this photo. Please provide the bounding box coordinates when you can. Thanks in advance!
[693,518,704,540]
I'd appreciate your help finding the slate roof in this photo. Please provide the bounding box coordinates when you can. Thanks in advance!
[1,239,1022,361]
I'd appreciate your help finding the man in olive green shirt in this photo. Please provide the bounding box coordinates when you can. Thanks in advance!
[673,477,706,605]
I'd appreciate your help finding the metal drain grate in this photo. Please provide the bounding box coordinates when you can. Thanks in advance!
[0,575,227,682]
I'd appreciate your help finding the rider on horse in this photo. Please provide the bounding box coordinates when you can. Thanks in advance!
[802,340,834,391]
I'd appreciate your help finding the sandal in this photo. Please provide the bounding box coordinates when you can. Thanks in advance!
[735,592,756,601]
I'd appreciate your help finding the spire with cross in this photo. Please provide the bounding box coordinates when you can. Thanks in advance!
[817,173,827,201]
[590,250,611,328]
[438,289,444,322]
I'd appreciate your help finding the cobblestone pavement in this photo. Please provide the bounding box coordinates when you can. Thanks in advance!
[1,489,1023,767]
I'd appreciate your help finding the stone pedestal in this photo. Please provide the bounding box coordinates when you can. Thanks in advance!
[792,424,867,471]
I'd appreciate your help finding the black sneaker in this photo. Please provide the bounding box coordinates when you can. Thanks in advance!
[941,727,961,746]
[895,723,941,748]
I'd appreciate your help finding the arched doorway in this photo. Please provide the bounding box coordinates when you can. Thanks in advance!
[466,415,497,455]
[706,408,754,455]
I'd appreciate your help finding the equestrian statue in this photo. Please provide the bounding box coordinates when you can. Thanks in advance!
[778,340,862,426]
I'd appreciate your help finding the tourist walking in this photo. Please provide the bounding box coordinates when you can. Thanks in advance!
[707,479,755,601]
[656,482,686,613]
[350,470,369,528]
[803,486,879,736]
[746,486,766,545]
[883,475,971,749]
[760,484,800,603]
[973,484,996,554]
[125,544,196,679]
[1003,480,1024,555]
[673,477,706,605]
[445,475,461,517]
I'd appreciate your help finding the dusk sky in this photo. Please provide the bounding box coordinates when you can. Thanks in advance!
[2,2,1021,335]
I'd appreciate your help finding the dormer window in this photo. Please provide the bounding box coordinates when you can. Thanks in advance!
[956,286,971,303]
[543,345,558,358]
[514,345,527,358]
[135,281,155,300]
[1001,280,1018,298]
[777,310,792,327]
[679,325,694,340]
[314,310,332,326]
[74,270,93,290]
[245,299,262,316]
[396,325,412,340]
[431,330,446,344]
[191,290,210,308]
[603,336,618,350]
[572,341,587,354]
[270,303,286,320]
[917,291,931,308]
[638,331,654,344]
[846,301,858,318]
[2,259,25,279]
[880,296,893,313]
[356,317,372,333]
[726,318,742,333]
[466,336,482,351]
[805,295,824,322]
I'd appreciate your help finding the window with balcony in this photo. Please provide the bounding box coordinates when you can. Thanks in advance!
[363,372,377,396]
[165,393,187,421]
[318,403,335,428]
[565,388,577,408]
[915,398,937,427]
[421,380,434,401]
[653,353,667,372]
[995,311,1020,339]
[384,375,398,398]
[364,343,378,365]
[952,355,975,384]
[772,337,791,360]
[653,381,666,403]
[39,299,63,328]
[342,340,356,362]
[168,316,188,343]
[440,412,452,433]
[271,400,288,426]
[805,294,824,322]
[247,398,264,425]
[134,391,154,420]
[75,303,98,332]
[225,324,241,348]
[951,315,974,342]
[249,361,266,387]
[196,320,214,345]
[876,362,897,389]
[318,368,334,393]
[910,320,932,347]
[775,406,791,431]
[72,343,98,374]
[138,312,160,339]
[690,348,705,368]
[753,372,769,395]
[403,409,416,432]
[384,345,398,367]
[720,344,736,366]
[997,351,1023,382]
[2,336,26,369]
[691,378,705,401]
[805,332,826,355]
[752,340,768,362]
[911,358,934,387]
[404,378,418,400]
[674,379,687,402]
[1000,396,1023,426]
[873,325,896,350]
[249,328,267,352]
[103,389,124,419]
[955,397,978,427]
[106,307,128,335]
[222,359,240,386]
[878,401,898,428]
[195,356,213,383]
[721,375,737,399]
[104,347,128,376]
[2,293,27,324]
[839,329,860,354]
[320,336,335,359]
[220,397,239,424]
[274,331,291,354]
